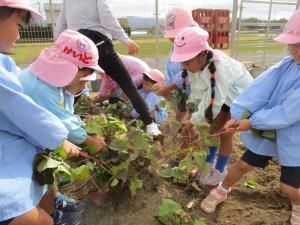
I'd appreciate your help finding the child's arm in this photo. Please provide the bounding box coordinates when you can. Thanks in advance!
[231,57,293,121]
[27,83,88,145]
[249,87,300,130]
[0,78,68,150]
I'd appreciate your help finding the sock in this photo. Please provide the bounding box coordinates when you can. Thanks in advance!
[206,146,218,164]
[215,154,230,173]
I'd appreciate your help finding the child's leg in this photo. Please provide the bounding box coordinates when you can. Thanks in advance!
[9,207,53,225]
[198,109,231,185]
[279,166,300,225]
[38,190,55,215]
[201,150,272,213]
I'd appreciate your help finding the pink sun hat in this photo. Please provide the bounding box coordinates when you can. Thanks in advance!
[164,7,198,39]
[171,26,213,63]
[0,0,44,23]
[143,69,165,86]
[274,9,300,44]
[30,29,104,87]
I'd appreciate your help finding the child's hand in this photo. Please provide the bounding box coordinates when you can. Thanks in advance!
[236,119,252,131]
[84,135,107,153]
[223,118,238,134]
[61,140,81,157]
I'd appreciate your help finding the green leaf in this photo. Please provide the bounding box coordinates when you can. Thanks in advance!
[157,199,182,218]
[86,161,96,171]
[55,146,67,159]
[179,158,193,172]
[111,163,128,182]
[71,165,90,180]
[244,179,257,189]
[129,177,143,196]
[146,147,161,160]
[159,99,168,108]
[108,139,129,153]
[82,145,97,154]
[36,157,62,173]
[160,167,172,178]
[261,130,276,140]
[242,109,251,119]
[110,178,119,187]
[170,167,188,183]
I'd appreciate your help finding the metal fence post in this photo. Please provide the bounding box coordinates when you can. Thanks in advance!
[49,0,56,39]
[230,0,239,58]
[155,0,160,68]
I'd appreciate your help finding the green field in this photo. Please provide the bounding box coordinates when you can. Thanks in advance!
[10,34,286,65]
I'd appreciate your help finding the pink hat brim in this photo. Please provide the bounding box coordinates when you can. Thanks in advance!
[30,49,78,87]
[0,2,44,23]
[79,72,97,81]
[274,33,300,44]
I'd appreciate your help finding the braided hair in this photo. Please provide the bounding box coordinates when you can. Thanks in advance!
[177,69,188,112]
[204,50,216,124]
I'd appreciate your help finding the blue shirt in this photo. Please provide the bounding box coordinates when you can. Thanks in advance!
[231,56,300,166]
[131,89,168,125]
[19,69,88,145]
[0,54,68,221]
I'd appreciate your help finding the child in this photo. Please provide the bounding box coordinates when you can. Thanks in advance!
[98,55,150,102]
[171,27,253,186]
[55,0,161,136]
[19,29,107,151]
[18,29,107,222]
[131,69,168,125]
[0,1,82,225]
[200,10,300,224]
[158,7,197,121]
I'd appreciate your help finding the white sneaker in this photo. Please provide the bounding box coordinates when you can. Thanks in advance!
[146,122,161,136]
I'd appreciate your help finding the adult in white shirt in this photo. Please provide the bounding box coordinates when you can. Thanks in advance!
[55,0,161,136]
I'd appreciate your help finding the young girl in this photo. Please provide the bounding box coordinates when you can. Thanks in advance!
[131,69,168,125]
[158,7,196,121]
[98,55,150,102]
[0,1,81,225]
[171,26,253,186]
[200,10,300,224]
[19,29,107,151]
[55,0,161,136]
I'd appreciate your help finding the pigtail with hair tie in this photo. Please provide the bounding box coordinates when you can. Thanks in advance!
[177,69,188,112]
[204,50,216,124]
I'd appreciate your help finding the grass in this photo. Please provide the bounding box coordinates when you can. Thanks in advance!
[10,34,287,65]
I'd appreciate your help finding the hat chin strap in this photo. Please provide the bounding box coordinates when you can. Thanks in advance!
[65,88,89,97]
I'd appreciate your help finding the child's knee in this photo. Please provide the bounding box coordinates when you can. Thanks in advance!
[10,207,53,225]
[237,160,252,173]
[280,183,299,200]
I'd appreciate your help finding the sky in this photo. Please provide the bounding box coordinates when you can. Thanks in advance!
[30,0,298,20]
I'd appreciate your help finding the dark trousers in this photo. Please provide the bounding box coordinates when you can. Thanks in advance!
[78,29,152,125]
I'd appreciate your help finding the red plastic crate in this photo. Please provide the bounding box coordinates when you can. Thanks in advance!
[214,9,230,27]
[203,27,214,47]
[214,28,230,49]
[192,9,215,28]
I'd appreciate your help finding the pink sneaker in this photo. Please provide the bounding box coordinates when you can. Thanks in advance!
[198,168,226,186]
[200,186,229,213]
